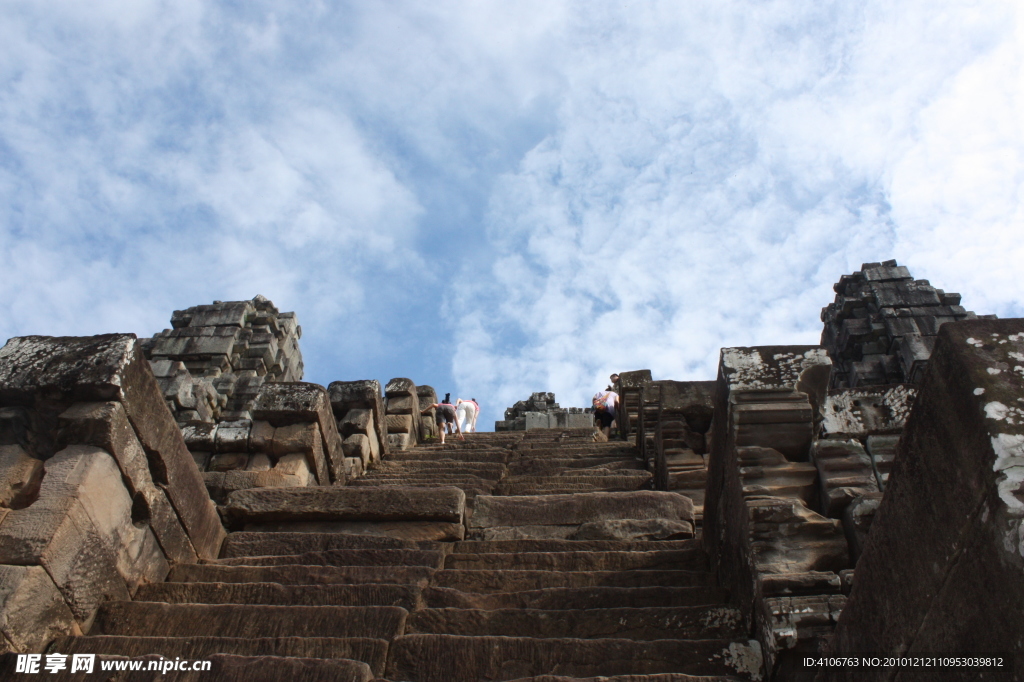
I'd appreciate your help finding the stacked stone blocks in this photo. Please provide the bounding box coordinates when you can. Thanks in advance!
[495,392,593,431]
[142,295,303,425]
[0,334,226,653]
[821,260,987,389]
[329,379,388,477]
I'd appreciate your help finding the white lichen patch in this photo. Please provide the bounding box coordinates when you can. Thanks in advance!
[975,388,986,395]
[721,640,764,681]
[991,433,1024,521]
[1011,353,1024,362]
[988,367,1003,375]
[1010,333,1024,343]
[722,347,830,391]
[966,337,985,348]
[986,402,1024,425]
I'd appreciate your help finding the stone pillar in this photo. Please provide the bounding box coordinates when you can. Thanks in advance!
[705,345,843,679]
[384,378,420,451]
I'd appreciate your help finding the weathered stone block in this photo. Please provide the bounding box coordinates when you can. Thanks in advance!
[214,420,251,453]
[385,394,418,415]
[343,435,371,468]
[388,433,411,451]
[36,445,169,592]
[0,564,78,653]
[819,386,917,438]
[252,382,345,485]
[328,380,381,408]
[0,446,42,509]
[471,491,692,529]
[55,402,196,564]
[179,421,216,451]
[384,378,416,396]
[272,422,318,456]
[208,453,249,472]
[571,518,694,541]
[345,457,364,479]
[338,408,372,436]
[0,335,224,560]
[329,380,387,459]
[842,492,882,564]
[249,420,275,452]
[246,453,272,472]
[385,414,414,434]
[826,320,1024,679]
[747,497,849,575]
[0,496,130,623]
[222,486,466,526]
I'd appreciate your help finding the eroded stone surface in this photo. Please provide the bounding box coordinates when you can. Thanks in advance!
[826,319,1024,681]
[0,564,77,653]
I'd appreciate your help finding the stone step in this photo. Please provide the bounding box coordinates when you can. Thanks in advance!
[508,458,640,472]
[374,462,508,475]
[444,550,706,572]
[358,471,499,481]
[168,563,436,585]
[220,531,441,558]
[93,602,408,640]
[220,486,465,526]
[238,520,465,542]
[497,482,651,495]
[210,548,445,568]
[384,635,762,681]
[423,585,729,609]
[510,447,638,458]
[432,569,712,593]
[50,636,390,677]
[387,450,511,463]
[135,582,422,609]
[452,539,698,553]
[405,606,745,640]
[470,492,693,530]
[348,479,495,495]
[503,472,653,485]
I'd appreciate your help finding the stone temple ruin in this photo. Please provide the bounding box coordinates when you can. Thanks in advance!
[0,259,1021,681]
[495,392,594,431]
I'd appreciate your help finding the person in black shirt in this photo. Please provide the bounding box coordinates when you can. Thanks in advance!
[421,402,465,444]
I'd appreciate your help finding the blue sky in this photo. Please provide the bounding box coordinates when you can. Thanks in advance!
[1,1,1022,429]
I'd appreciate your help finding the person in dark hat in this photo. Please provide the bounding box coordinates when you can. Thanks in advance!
[421,401,464,444]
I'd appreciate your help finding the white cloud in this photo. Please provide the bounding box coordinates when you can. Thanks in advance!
[0,1,1020,431]
[450,0,1024,426]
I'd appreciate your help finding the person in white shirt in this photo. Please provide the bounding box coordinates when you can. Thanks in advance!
[456,398,479,433]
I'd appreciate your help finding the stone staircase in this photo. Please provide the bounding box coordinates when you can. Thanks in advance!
[47,429,762,681]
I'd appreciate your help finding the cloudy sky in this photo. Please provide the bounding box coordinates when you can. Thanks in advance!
[1,1,1022,428]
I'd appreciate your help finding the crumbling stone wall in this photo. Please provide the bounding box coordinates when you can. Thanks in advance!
[0,335,225,652]
[495,392,593,431]
[820,320,1024,682]
[141,295,303,425]
[821,260,988,389]
[330,379,388,478]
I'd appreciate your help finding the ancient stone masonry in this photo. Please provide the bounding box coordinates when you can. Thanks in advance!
[821,260,990,389]
[2,263,1022,681]
[495,392,593,431]
[705,345,850,680]
[142,295,303,425]
[384,378,422,451]
[821,320,1024,682]
[613,371,716,520]
[0,335,225,653]
[329,379,388,480]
